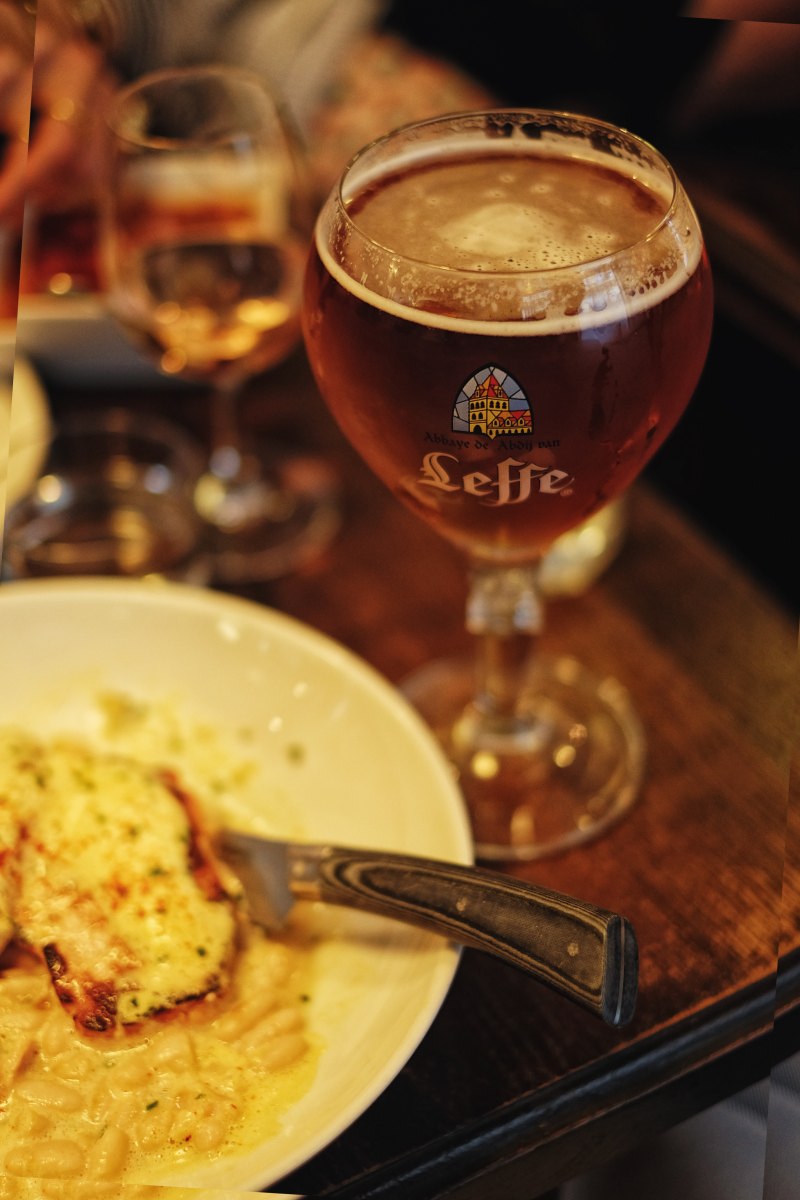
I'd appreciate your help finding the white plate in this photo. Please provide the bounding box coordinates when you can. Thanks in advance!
[0,351,52,506]
[1,295,185,386]
[0,578,472,1193]
[5,295,171,385]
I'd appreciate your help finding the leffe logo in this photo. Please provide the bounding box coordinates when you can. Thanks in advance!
[453,364,532,440]
[417,364,574,506]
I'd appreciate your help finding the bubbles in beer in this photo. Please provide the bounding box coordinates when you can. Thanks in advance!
[349,155,666,274]
[329,144,700,333]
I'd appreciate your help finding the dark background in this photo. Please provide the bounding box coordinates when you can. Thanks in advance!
[381,3,800,613]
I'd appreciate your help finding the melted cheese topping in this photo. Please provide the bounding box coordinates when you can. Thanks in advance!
[0,731,236,1028]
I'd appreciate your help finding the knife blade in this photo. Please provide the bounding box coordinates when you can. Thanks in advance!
[217,829,638,1027]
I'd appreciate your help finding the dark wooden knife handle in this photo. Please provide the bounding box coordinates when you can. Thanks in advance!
[289,846,637,1026]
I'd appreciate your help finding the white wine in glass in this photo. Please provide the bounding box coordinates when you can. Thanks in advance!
[104,65,339,583]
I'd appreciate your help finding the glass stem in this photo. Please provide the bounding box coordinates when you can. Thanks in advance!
[208,377,248,485]
[466,562,544,730]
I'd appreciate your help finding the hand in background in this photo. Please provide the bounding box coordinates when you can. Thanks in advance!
[0,0,118,229]
[672,0,800,133]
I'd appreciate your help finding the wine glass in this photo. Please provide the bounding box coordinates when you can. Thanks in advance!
[303,109,713,862]
[103,65,339,584]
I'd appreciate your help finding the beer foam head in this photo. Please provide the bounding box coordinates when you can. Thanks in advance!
[358,155,670,275]
[319,117,704,334]
[436,202,647,272]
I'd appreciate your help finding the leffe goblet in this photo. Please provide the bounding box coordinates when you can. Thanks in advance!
[303,109,713,861]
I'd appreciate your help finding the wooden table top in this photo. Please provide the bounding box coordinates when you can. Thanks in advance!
[28,343,799,1198]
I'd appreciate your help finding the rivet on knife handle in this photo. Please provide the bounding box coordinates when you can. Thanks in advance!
[290,846,638,1027]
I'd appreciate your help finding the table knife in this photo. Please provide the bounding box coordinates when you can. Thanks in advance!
[218,829,638,1027]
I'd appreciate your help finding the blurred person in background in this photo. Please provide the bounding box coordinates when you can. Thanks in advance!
[0,0,116,229]
[0,0,384,228]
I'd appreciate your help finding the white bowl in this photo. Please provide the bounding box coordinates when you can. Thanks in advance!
[0,352,52,506]
[0,578,472,1192]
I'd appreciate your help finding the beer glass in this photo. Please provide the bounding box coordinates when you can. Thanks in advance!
[104,66,339,583]
[303,110,713,860]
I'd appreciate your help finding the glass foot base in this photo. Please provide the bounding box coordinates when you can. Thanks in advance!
[195,445,341,584]
[402,653,645,862]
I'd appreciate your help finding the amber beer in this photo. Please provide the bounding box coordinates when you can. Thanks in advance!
[304,129,713,563]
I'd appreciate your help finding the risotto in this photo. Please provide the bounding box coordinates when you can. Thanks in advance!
[0,695,318,1191]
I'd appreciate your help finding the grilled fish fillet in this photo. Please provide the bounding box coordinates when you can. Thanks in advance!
[0,730,237,1032]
